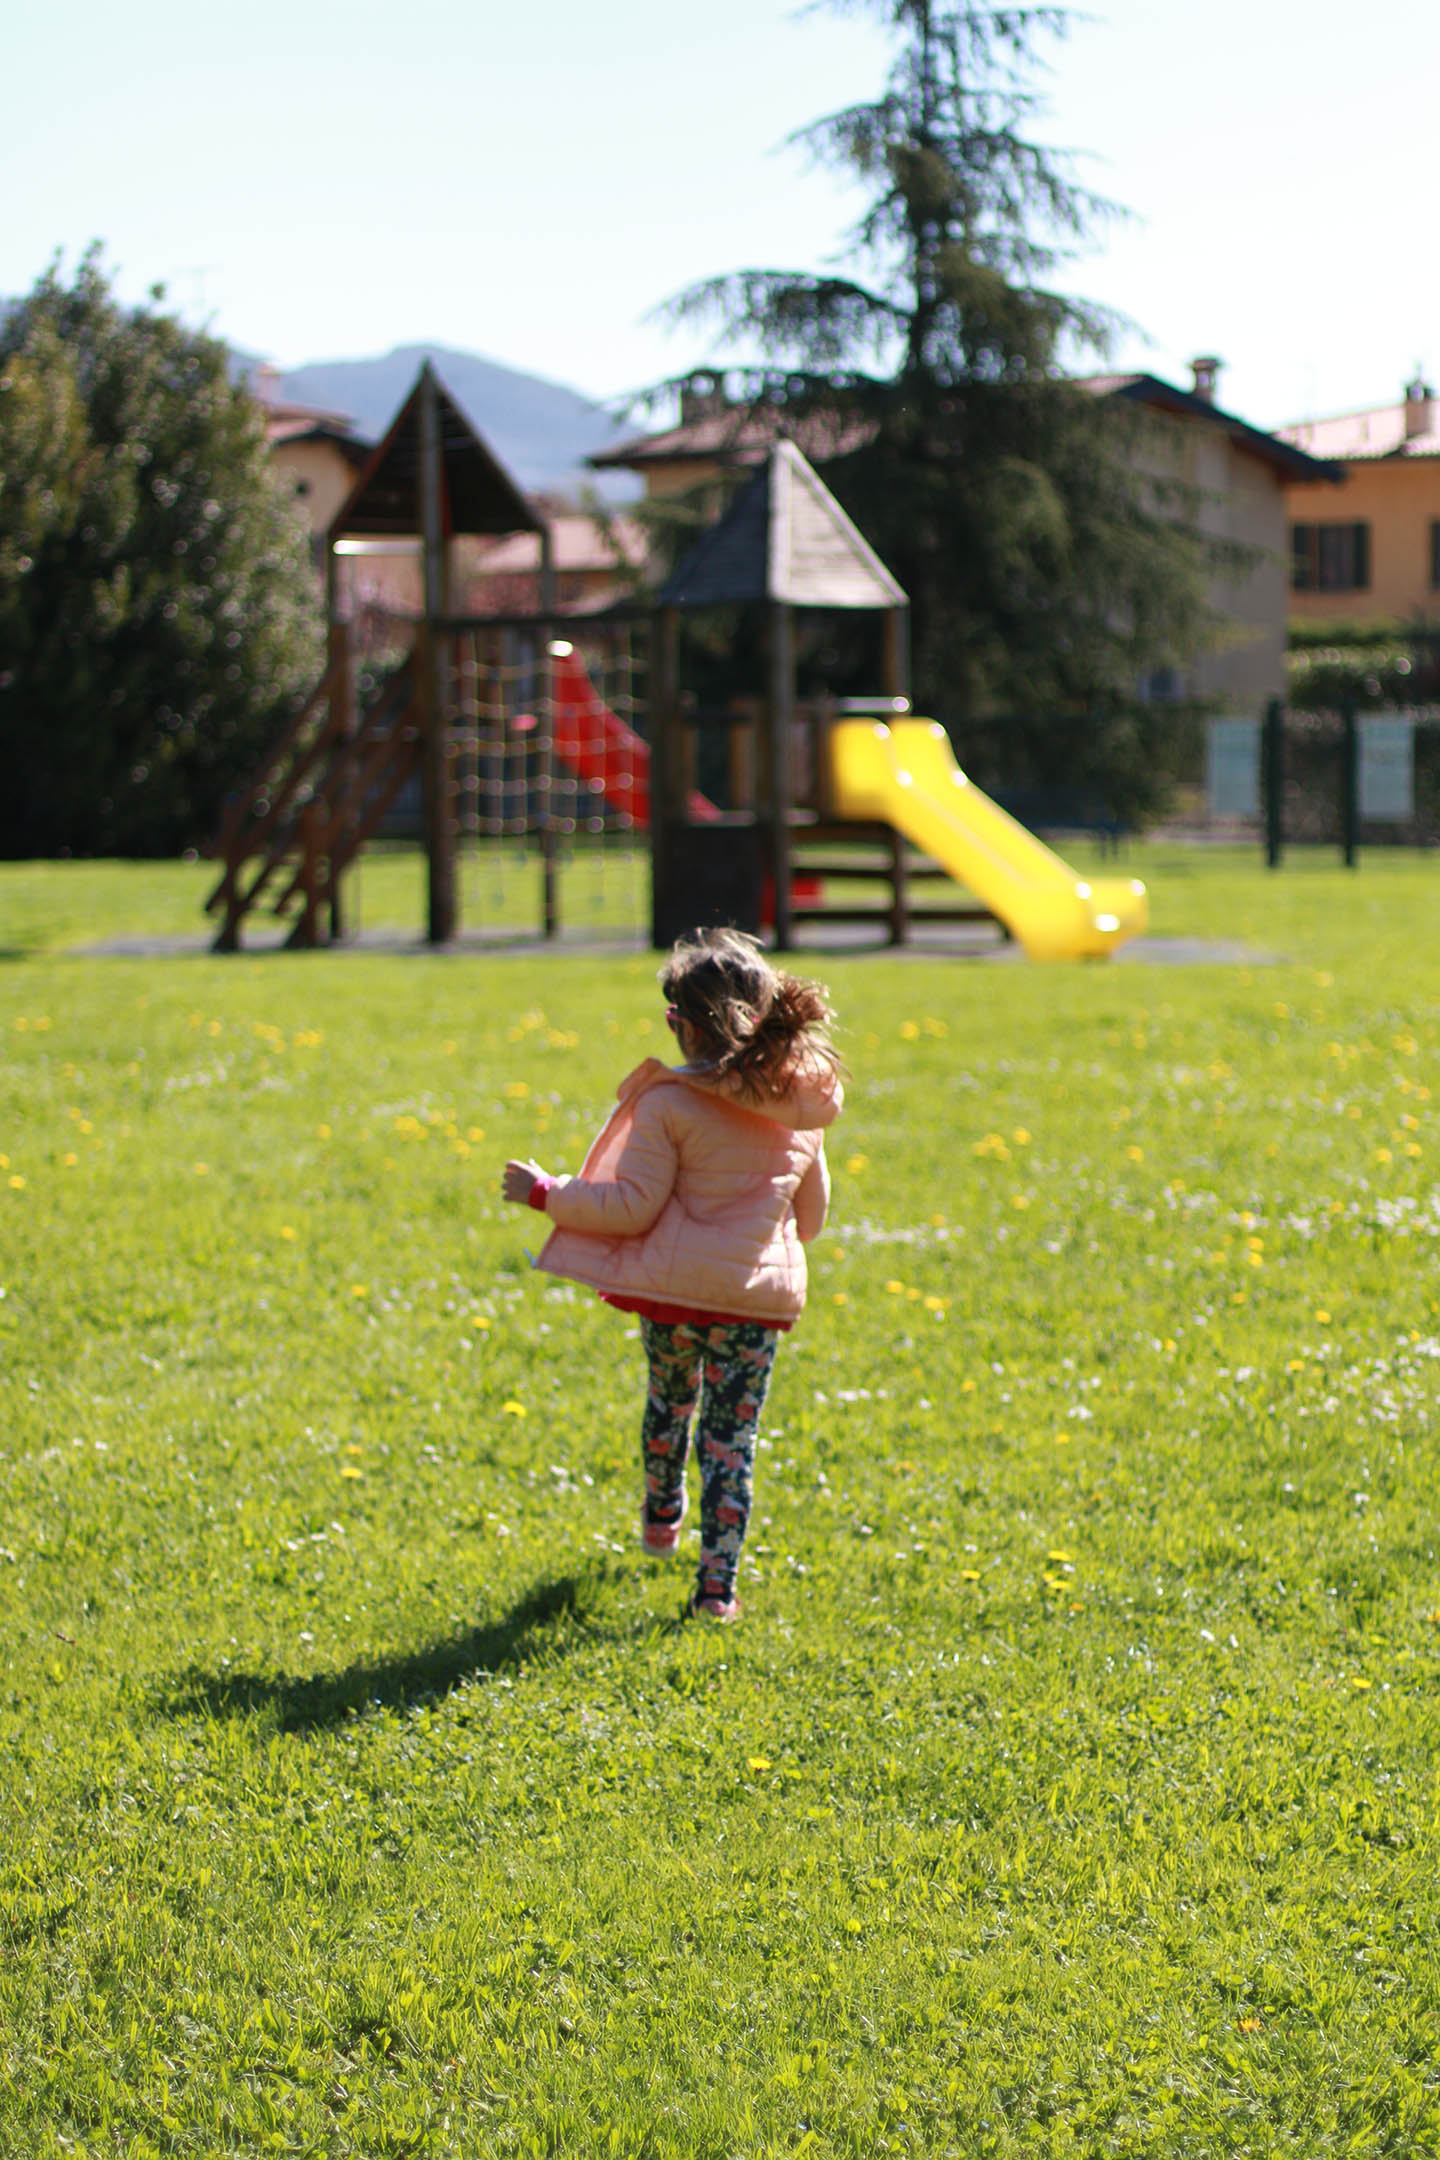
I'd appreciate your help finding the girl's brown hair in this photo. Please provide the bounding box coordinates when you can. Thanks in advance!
[661,927,840,1096]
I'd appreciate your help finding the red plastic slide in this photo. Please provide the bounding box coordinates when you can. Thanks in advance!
[550,646,717,829]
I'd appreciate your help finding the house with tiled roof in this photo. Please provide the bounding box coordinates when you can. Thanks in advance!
[589,376,868,514]
[597,362,1342,705]
[1278,378,1440,623]
[251,364,375,539]
[1078,363,1343,703]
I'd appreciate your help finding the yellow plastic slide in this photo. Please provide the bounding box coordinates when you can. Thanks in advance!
[827,717,1148,960]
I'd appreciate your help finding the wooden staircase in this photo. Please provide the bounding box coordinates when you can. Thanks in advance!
[206,639,422,951]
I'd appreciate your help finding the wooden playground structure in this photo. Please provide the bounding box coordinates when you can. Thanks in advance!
[207,365,1003,954]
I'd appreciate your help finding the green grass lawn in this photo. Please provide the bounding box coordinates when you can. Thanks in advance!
[2,846,1439,2157]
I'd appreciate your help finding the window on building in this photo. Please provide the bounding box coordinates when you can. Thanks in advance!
[1291,521,1370,592]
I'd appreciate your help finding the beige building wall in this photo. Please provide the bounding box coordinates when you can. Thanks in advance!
[1284,456,1440,626]
[1191,433,1290,706]
[269,437,363,534]
[1132,409,1297,706]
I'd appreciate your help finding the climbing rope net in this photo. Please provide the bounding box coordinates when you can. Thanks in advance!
[446,624,650,933]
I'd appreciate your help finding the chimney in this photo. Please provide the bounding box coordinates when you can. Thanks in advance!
[1404,372,1434,440]
[678,371,729,427]
[251,362,284,406]
[1189,355,1222,405]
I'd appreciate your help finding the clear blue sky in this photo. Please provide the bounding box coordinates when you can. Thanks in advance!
[5,0,1437,429]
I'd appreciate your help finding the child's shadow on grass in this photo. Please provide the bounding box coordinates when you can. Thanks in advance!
[164,1566,663,1734]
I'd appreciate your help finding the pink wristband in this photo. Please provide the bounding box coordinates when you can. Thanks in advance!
[526,1173,555,1212]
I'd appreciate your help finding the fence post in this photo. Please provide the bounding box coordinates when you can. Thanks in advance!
[1262,696,1284,868]
[1341,698,1359,868]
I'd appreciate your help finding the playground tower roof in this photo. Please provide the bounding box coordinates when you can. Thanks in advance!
[658,440,907,611]
[328,362,542,541]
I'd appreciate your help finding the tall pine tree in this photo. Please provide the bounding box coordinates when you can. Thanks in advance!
[659,2,1239,821]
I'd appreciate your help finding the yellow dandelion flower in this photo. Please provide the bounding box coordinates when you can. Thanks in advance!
[899,1019,920,1040]
[473,1315,491,1330]
[961,1378,976,1393]
[833,1291,849,1306]
[1011,1193,1030,1210]
[502,1400,527,1417]
[279,1225,297,1241]
[747,1756,771,1773]
[1163,1337,1177,1352]
[907,1285,923,1300]
[1287,1357,1304,1372]
[1349,1676,1372,1690]
[1376,1147,1393,1165]
[1247,1251,1264,1268]
[959,1569,980,1582]
[350,1284,367,1298]
[443,1039,458,1055]
[885,1279,906,1295]
[845,1154,869,1174]
[468,1126,485,1143]
[1231,1290,1248,1304]
[505,1081,530,1099]
[1407,1143,1422,1157]
[1053,1432,1070,1445]
[1238,2017,1263,2034]
[1048,1548,1073,1563]
[317,1123,331,1140]
[193,1162,208,1176]
[1013,1128,1031,1145]
[1126,1144,1144,1162]
[8,1175,25,1190]
[339,1465,364,1480]
[924,1295,946,1312]
[930,1212,946,1227]
[1315,1309,1332,1324]
[635,1018,653,1036]
[63,1152,78,1167]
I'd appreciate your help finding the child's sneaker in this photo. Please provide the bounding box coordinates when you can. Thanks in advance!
[687,1591,739,1623]
[641,1497,686,1555]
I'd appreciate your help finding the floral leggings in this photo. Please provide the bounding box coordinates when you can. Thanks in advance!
[639,1316,781,1602]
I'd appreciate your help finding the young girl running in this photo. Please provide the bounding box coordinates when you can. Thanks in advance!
[502,928,843,1620]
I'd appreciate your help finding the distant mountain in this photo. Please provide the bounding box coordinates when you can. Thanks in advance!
[277,343,640,500]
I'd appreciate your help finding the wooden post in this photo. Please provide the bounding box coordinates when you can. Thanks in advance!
[296,803,322,948]
[1263,696,1284,869]
[538,529,559,937]
[883,604,912,703]
[325,588,352,940]
[1341,697,1359,868]
[650,607,680,949]
[882,604,912,940]
[419,365,456,944]
[888,823,910,946]
[769,602,794,951]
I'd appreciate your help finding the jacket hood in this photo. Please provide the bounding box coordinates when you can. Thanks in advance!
[615,1056,843,1133]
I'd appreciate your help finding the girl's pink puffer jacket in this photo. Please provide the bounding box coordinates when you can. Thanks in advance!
[534,1056,842,1324]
